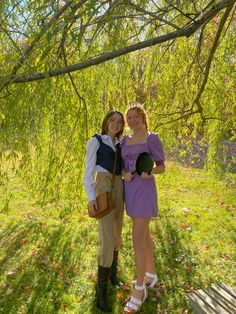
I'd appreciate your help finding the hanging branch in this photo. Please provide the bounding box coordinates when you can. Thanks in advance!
[9,0,77,77]
[153,3,234,129]
[0,0,235,88]
[193,3,234,114]
[124,0,181,30]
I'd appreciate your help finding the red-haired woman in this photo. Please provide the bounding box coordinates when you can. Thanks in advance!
[121,103,165,313]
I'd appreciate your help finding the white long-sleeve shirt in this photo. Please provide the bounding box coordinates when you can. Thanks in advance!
[83,134,120,201]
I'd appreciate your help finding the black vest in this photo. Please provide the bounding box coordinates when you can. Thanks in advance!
[94,134,122,175]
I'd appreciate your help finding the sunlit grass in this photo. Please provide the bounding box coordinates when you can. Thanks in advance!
[0,161,235,313]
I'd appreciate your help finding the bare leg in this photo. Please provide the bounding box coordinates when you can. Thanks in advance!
[145,227,155,273]
[132,218,150,300]
[144,227,158,286]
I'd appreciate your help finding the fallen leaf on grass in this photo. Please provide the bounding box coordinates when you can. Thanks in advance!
[64,276,71,285]
[39,255,49,265]
[185,266,192,273]
[85,245,91,251]
[175,255,184,262]
[7,270,16,277]
[88,273,97,282]
[31,248,41,255]
[121,284,131,291]
[70,268,80,274]
[76,295,81,302]
[116,292,126,300]
[223,254,230,260]
[58,272,64,279]
[21,239,29,245]
[151,296,158,302]
[181,223,192,231]
[52,262,61,270]
[156,290,161,298]
[182,283,194,293]
[78,214,86,221]
[60,303,68,310]
[24,285,33,295]
[6,288,14,295]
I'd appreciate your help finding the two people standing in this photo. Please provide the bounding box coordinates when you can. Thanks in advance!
[83,103,165,313]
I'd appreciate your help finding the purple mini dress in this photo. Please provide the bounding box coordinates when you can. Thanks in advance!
[121,133,165,218]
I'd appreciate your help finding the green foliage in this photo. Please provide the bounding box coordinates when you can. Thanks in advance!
[0,0,235,202]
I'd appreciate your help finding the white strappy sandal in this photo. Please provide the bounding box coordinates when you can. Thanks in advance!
[124,284,148,313]
[145,272,158,291]
[132,272,159,292]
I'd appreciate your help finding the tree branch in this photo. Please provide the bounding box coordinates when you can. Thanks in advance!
[1,0,235,87]
[192,3,234,112]
[9,0,77,77]
[124,0,181,30]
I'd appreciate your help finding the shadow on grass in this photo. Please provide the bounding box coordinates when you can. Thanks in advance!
[0,218,86,313]
[1,206,233,313]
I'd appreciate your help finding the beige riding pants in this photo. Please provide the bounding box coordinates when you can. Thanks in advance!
[95,172,124,268]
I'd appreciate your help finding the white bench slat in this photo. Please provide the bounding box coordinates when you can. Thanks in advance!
[188,283,236,314]
[188,292,217,314]
[218,283,236,299]
[195,289,230,314]
[211,284,236,310]
[204,285,236,313]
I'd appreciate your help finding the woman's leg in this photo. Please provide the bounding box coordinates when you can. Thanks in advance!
[110,175,124,285]
[113,175,124,251]
[132,218,150,300]
[98,210,115,267]
[97,210,115,312]
[95,173,117,312]
[145,227,155,274]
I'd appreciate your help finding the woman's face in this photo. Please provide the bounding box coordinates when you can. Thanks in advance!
[126,109,144,131]
[106,113,123,137]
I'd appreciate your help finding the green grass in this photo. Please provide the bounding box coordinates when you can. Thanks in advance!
[0,162,235,313]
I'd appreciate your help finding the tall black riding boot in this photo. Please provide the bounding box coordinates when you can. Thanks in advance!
[110,251,124,286]
[96,265,112,312]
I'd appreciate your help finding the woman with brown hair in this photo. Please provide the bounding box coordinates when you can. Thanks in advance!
[121,103,165,313]
[83,110,125,312]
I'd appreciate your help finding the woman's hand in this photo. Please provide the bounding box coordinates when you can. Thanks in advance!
[141,172,153,179]
[88,200,98,216]
[123,171,134,182]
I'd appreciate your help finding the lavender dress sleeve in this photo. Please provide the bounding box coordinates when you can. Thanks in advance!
[148,133,165,166]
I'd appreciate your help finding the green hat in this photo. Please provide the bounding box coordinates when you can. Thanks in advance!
[135,152,154,175]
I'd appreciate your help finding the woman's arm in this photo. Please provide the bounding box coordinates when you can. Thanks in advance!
[141,163,165,179]
[151,164,165,175]
[83,137,99,201]
[122,169,133,181]
[83,138,100,215]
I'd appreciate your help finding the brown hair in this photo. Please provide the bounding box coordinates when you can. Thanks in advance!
[101,110,125,139]
[125,102,148,130]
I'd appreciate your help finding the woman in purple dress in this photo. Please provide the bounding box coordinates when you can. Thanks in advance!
[121,103,165,313]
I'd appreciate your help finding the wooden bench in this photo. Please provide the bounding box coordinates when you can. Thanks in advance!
[188,283,236,313]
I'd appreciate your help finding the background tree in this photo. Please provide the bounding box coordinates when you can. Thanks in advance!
[0,0,235,204]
